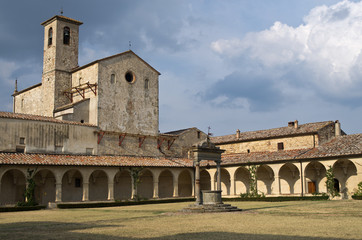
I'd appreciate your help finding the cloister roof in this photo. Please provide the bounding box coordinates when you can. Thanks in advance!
[0,153,193,168]
[211,121,334,144]
[0,111,96,127]
[1,134,361,168]
[216,133,362,166]
[298,133,362,159]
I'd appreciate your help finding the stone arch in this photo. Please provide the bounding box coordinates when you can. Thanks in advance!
[0,169,26,205]
[89,170,108,201]
[34,169,56,205]
[62,169,83,202]
[200,170,211,190]
[305,161,327,194]
[178,169,192,197]
[256,165,274,195]
[234,166,250,195]
[279,163,300,194]
[114,170,132,200]
[215,168,231,195]
[159,169,174,198]
[333,159,358,198]
[138,169,153,199]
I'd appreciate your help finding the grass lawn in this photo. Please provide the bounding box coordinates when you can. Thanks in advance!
[0,200,361,240]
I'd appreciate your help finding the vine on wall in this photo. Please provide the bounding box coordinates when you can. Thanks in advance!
[325,165,340,198]
[120,167,143,201]
[241,164,264,198]
[17,168,38,206]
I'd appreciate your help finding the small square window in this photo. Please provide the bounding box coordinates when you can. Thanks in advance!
[278,142,284,151]
[16,146,25,153]
[86,148,93,155]
[55,146,63,153]
[19,137,25,145]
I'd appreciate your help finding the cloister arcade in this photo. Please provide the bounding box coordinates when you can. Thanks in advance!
[0,166,194,206]
[200,159,359,197]
[0,158,360,205]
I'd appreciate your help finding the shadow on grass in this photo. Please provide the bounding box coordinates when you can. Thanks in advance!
[242,204,292,212]
[0,222,350,240]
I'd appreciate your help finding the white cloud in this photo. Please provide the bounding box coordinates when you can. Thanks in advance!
[210,0,362,98]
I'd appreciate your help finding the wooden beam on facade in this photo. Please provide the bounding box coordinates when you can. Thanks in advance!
[167,139,175,150]
[139,136,146,148]
[119,134,126,146]
[98,131,105,144]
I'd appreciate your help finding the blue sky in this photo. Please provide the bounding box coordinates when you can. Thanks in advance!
[1,0,362,136]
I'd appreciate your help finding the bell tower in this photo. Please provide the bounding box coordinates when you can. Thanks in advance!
[40,15,83,116]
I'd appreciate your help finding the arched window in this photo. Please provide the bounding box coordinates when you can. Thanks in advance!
[63,27,70,45]
[111,74,116,84]
[48,27,53,46]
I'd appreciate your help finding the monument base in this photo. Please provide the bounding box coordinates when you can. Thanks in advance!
[182,190,242,213]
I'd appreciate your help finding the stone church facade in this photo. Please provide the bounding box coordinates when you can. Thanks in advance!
[0,15,361,206]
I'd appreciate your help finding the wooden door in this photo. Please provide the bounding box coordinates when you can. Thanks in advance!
[308,181,316,194]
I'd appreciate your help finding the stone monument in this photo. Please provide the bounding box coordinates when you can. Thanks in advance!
[182,139,242,212]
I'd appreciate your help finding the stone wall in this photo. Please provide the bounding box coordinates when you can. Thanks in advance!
[217,134,317,154]
[97,53,159,136]
[317,122,336,145]
[14,85,43,115]
[0,118,97,155]
[165,128,208,158]
[97,128,207,158]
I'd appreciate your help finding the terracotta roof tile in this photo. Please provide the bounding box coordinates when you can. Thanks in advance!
[0,111,96,127]
[0,153,193,168]
[212,134,362,166]
[164,128,194,135]
[211,121,334,144]
[215,149,310,166]
[296,134,362,159]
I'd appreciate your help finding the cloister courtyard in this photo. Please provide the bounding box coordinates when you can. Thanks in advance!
[0,200,361,239]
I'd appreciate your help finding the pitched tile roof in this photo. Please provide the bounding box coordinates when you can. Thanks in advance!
[163,128,195,135]
[215,149,311,166]
[41,15,83,26]
[0,153,193,168]
[73,50,160,75]
[296,133,362,159]
[0,111,96,127]
[214,134,362,166]
[211,121,334,144]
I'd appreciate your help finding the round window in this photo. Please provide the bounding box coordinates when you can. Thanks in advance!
[125,71,135,83]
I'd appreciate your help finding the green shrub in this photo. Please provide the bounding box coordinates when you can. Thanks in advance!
[352,195,362,200]
[225,196,329,202]
[0,205,45,212]
[57,198,195,209]
[352,182,362,197]
[325,166,340,198]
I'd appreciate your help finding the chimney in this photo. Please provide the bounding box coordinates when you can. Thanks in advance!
[294,120,298,129]
[236,129,240,139]
[335,120,341,136]
[288,120,298,128]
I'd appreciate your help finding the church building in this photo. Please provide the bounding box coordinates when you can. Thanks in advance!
[0,15,361,206]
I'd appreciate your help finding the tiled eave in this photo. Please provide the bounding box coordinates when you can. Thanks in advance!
[0,153,193,168]
[213,132,317,145]
[211,121,334,144]
[0,111,96,127]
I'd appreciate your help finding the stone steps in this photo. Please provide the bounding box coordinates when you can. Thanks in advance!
[182,203,242,213]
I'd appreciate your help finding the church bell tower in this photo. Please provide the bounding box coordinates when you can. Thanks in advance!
[40,15,83,116]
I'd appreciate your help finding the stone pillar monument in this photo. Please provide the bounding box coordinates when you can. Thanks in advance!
[182,139,242,213]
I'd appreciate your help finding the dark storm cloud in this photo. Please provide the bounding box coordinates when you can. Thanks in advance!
[202,71,283,112]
